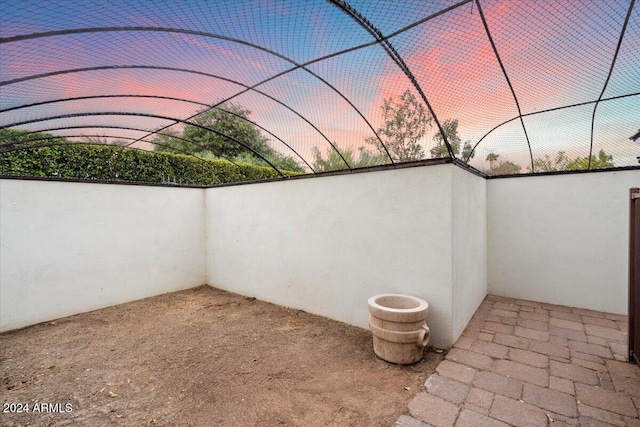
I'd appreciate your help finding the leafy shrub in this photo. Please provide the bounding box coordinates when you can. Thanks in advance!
[0,143,295,186]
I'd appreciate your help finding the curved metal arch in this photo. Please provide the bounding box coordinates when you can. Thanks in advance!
[328,0,457,160]
[1,94,315,172]
[465,92,640,163]
[1,112,288,177]
[588,0,635,169]
[0,124,241,166]
[0,65,345,170]
[382,0,472,40]
[1,65,244,87]
[1,26,391,166]
[0,94,209,113]
[475,0,534,172]
[464,116,519,164]
[0,26,297,62]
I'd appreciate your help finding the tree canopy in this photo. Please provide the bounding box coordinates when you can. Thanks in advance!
[366,89,432,162]
[430,118,474,160]
[483,149,615,175]
[492,160,521,175]
[530,150,614,172]
[153,104,304,172]
[314,89,480,169]
[311,146,387,172]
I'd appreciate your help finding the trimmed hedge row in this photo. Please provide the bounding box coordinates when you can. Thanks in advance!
[0,144,292,186]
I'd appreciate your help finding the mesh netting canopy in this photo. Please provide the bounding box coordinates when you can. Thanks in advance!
[1,0,639,184]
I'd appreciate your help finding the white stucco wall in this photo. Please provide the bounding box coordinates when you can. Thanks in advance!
[5,165,634,343]
[8,164,632,345]
[205,164,487,348]
[488,169,640,314]
[0,179,206,331]
[452,167,488,339]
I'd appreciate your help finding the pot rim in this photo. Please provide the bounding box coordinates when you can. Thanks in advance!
[368,294,428,314]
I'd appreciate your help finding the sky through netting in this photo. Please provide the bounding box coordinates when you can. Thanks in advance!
[1,0,638,182]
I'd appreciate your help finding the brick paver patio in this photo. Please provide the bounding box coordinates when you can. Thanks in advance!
[395,295,640,427]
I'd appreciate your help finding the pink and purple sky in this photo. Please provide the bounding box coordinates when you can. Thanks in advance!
[1,0,638,172]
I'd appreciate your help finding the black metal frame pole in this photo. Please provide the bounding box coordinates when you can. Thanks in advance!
[475,0,534,173]
[0,94,208,113]
[588,0,635,169]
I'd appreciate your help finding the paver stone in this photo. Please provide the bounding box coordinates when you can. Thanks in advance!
[408,393,460,427]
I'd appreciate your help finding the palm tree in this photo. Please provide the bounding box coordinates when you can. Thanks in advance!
[486,152,499,172]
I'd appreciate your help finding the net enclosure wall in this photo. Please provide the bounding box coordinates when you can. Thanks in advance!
[1,0,638,185]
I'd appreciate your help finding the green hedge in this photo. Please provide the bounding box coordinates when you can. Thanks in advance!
[0,144,293,186]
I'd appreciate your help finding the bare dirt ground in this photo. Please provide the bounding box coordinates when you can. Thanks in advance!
[1,286,443,426]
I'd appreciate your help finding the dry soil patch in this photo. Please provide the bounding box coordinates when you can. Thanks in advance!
[1,286,442,426]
